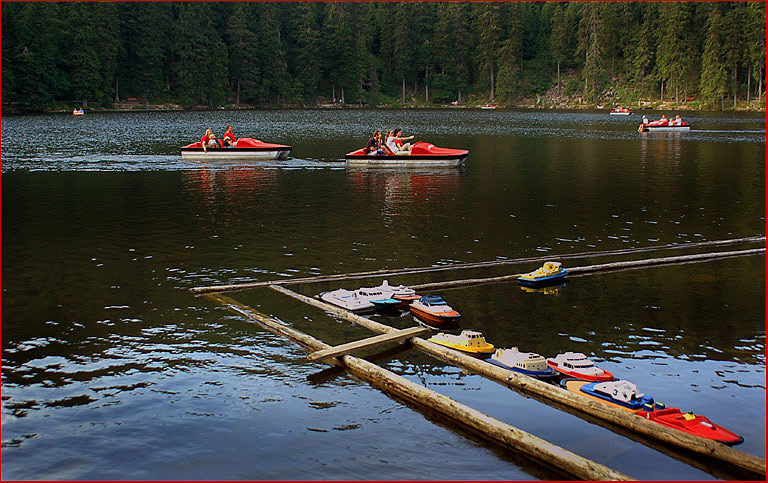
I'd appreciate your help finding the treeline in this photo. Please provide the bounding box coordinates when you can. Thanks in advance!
[1,1,765,112]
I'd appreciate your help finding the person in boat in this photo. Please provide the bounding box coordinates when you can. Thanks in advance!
[386,128,415,155]
[366,130,385,155]
[642,115,649,125]
[222,125,237,148]
[673,115,682,126]
[201,129,219,153]
[658,114,668,125]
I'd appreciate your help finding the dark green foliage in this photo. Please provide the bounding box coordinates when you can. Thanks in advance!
[1,1,764,111]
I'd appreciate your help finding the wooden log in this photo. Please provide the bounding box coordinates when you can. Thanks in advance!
[189,236,765,294]
[268,284,766,479]
[307,326,429,362]
[409,247,765,291]
[207,293,633,480]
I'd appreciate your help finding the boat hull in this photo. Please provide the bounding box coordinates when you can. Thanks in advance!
[517,270,567,287]
[609,111,632,115]
[645,126,690,132]
[409,305,461,326]
[181,147,291,160]
[345,154,467,168]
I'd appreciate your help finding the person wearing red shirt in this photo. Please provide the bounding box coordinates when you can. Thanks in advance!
[222,125,237,147]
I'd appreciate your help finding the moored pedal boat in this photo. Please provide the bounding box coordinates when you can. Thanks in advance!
[517,261,567,286]
[428,330,494,355]
[489,347,558,378]
[563,379,658,412]
[409,295,461,326]
[609,107,632,115]
[637,407,743,445]
[181,137,291,160]
[345,141,468,167]
[546,352,613,381]
[320,280,415,314]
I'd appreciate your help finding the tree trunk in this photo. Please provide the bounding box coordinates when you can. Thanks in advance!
[747,66,751,103]
[236,79,241,108]
[557,61,561,93]
[490,63,495,101]
[401,77,405,104]
[114,77,119,103]
[660,81,664,101]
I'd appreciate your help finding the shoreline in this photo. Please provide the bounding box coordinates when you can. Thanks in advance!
[35,102,767,114]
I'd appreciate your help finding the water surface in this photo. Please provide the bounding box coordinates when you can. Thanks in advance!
[1,109,765,480]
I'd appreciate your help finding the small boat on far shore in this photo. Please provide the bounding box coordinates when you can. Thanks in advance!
[609,107,632,115]
[181,137,291,160]
[480,104,497,110]
[72,108,84,116]
[345,141,468,167]
[428,330,495,356]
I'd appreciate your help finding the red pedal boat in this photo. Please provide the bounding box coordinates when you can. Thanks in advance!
[181,137,291,160]
[345,141,468,167]
[637,407,743,445]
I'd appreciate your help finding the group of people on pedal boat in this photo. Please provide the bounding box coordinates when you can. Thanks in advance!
[366,128,418,156]
[200,125,238,152]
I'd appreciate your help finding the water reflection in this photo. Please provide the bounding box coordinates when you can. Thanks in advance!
[346,168,463,229]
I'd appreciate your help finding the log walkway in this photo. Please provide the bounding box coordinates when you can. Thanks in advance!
[207,292,633,481]
[194,237,766,479]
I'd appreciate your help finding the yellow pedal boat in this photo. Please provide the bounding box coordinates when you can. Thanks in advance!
[428,330,495,355]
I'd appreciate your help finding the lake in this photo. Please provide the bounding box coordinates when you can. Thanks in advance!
[1,108,765,480]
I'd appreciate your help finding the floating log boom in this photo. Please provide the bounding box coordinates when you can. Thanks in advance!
[268,284,766,479]
[190,236,764,295]
[206,293,633,481]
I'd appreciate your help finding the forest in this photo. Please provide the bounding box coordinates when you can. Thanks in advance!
[1,1,765,112]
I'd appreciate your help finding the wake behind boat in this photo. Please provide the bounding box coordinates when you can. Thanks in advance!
[345,141,468,167]
[181,137,291,160]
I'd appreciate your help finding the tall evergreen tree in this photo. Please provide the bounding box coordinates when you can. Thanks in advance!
[700,8,728,109]
[656,2,697,103]
[473,2,503,101]
[226,4,259,106]
[577,2,605,104]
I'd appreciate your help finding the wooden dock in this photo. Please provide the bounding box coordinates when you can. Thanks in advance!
[193,237,766,480]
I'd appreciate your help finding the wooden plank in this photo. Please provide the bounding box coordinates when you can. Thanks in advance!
[307,326,430,362]
[206,293,633,481]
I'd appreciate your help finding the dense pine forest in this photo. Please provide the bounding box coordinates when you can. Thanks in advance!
[1,1,765,112]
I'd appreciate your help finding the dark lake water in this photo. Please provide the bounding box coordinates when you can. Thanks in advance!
[1,109,765,480]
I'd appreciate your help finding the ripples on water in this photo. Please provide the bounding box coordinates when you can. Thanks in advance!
[1,109,765,480]
[1,109,764,171]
